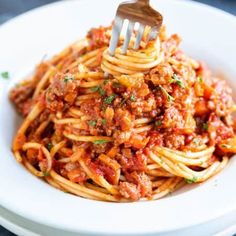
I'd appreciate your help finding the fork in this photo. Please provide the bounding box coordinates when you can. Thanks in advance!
[108,0,163,55]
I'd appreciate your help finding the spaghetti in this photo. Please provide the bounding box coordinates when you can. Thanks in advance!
[10,25,236,202]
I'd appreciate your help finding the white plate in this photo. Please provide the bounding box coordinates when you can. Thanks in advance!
[0,0,236,235]
[1,205,236,236]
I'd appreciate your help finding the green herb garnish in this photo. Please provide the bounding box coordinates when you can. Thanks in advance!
[43,171,50,177]
[98,88,105,96]
[170,74,184,88]
[102,119,106,125]
[193,138,199,145]
[202,123,208,131]
[93,140,109,145]
[155,120,162,127]
[197,76,203,83]
[89,120,97,126]
[112,82,121,88]
[160,86,174,103]
[47,143,53,151]
[64,75,74,83]
[221,144,230,149]
[103,79,109,85]
[1,71,9,79]
[104,94,116,104]
[130,93,137,102]
[185,176,198,184]
[90,86,105,96]
[90,86,99,92]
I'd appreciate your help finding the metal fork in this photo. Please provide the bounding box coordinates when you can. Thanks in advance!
[108,0,163,55]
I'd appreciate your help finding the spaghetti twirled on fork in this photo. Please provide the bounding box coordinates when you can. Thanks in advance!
[10,25,236,201]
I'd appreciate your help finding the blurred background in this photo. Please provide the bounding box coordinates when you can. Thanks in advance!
[0,0,235,24]
[0,0,235,235]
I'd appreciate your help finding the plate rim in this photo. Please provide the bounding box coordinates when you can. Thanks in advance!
[0,0,236,234]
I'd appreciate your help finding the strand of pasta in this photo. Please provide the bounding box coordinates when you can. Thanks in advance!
[33,66,56,98]
[50,170,120,202]
[154,146,213,168]
[148,149,228,182]
[63,133,113,142]
[13,102,44,151]
[77,155,118,195]
[102,38,163,76]
[22,142,53,172]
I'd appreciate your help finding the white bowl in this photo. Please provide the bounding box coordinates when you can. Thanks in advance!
[0,0,236,235]
[1,205,236,236]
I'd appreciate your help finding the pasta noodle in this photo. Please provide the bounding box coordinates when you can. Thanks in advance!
[9,25,236,202]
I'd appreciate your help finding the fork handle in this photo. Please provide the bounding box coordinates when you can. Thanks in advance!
[137,0,150,4]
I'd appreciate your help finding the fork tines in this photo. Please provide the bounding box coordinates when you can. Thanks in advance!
[108,0,163,55]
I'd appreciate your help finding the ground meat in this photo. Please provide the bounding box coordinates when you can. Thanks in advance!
[126,171,152,197]
[118,148,147,172]
[208,113,234,144]
[163,106,184,129]
[91,142,110,155]
[162,34,181,56]
[164,133,185,149]
[141,95,157,113]
[45,73,78,112]
[147,131,164,147]
[9,83,34,116]
[130,95,157,116]
[87,26,110,50]
[67,167,87,184]
[64,162,80,172]
[136,83,150,97]
[119,182,140,201]
[210,79,233,117]
[149,63,174,85]
[113,130,131,146]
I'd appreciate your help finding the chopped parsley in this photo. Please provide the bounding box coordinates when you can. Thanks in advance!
[102,119,106,125]
[93,140,109,145]
[90,86,105,96]
[160,85,174,103]
[64,75,74,83]
[155,120,162,127]
[104,94,116,104]
[130,93,137,102]
[185,176,198,184]
[221,143,230,149]
[90,86,99,92]
[193,138,199,145]
[202,123,208,131]
[1,71,9,79]
[197,76,203,83]
[89,120,97,126]
[47,143,53,151]
[103,79,109,85]
[43,171,50,177]
[112,82,121,88]
[170,74,184,88]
